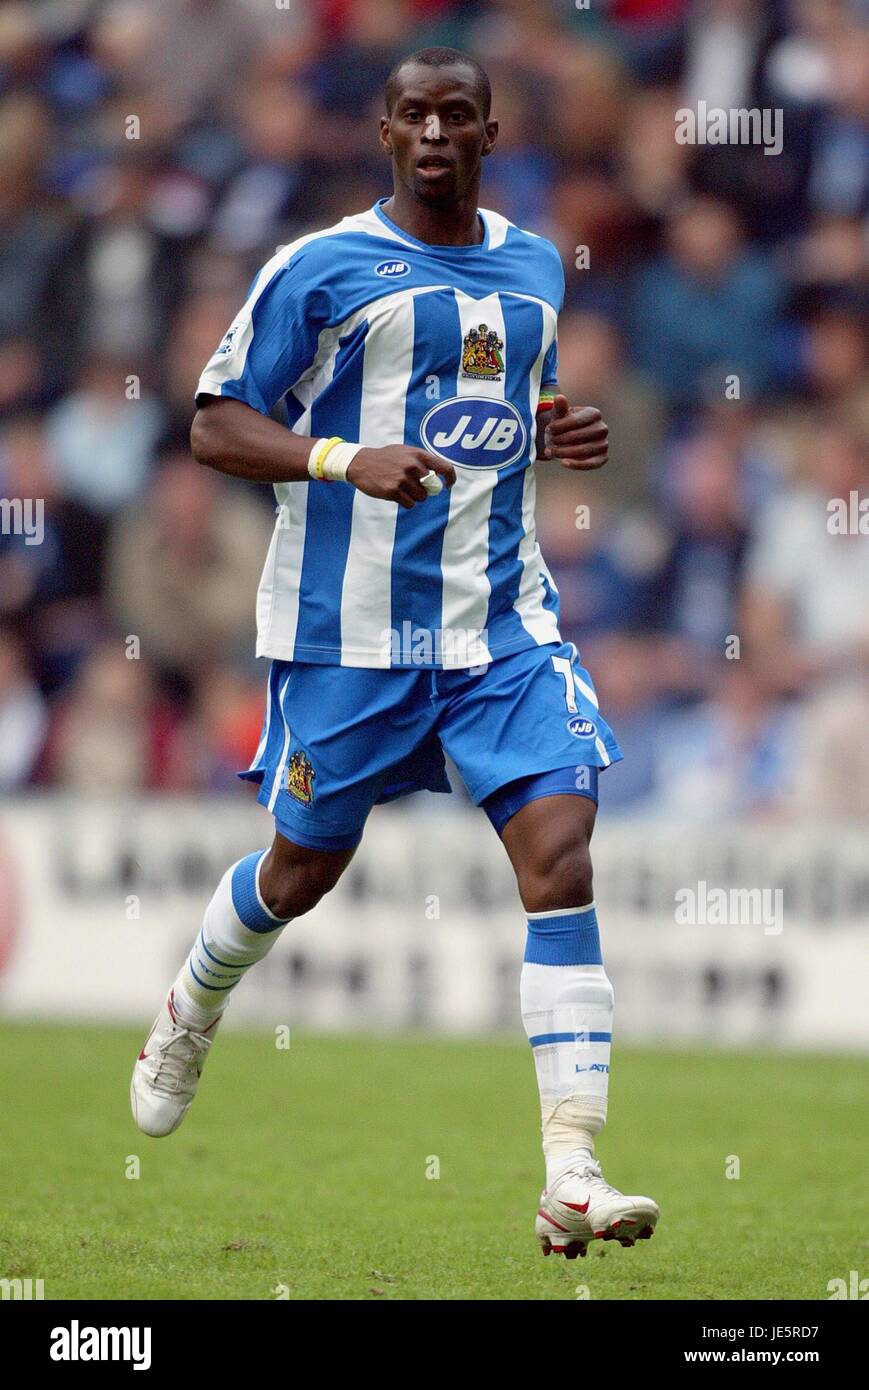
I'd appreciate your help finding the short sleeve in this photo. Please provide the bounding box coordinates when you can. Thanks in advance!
[195,251,325,414]
[541,337,558,388]
[539,236,563,391]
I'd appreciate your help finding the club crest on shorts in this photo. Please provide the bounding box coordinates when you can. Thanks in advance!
[287,749,315,804]
[461,322,504,380]
[567,716,597,739]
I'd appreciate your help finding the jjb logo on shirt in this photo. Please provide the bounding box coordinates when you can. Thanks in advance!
[420,397,527,470]
[374,259,411,278]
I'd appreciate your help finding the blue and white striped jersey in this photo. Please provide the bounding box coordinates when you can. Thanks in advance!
[196,198,566,669]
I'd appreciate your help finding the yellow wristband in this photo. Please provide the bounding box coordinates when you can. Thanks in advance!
[310,436,344,481]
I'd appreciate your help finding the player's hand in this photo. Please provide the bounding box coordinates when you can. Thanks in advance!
[346,446,456,508]
[542,396,609,470]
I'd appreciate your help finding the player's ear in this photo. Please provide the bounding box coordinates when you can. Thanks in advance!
[379,116,393,156]
[481,119,498,158]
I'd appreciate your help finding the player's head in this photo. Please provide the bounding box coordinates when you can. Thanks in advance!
[380,47,497,206]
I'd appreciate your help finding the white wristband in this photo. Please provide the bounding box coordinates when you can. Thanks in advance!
[306,438,364,483]
[323,440,363,481]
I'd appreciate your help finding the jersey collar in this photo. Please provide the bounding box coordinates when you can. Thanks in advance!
[373,196,490,253]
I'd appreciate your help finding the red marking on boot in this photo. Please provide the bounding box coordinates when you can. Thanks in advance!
[539,1210,570,1232]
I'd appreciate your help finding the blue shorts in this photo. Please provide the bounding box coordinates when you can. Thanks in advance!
[240,641,622,851]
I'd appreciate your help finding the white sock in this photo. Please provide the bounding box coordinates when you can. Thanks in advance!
[520,903,614,1187]
[172,851,291,1031]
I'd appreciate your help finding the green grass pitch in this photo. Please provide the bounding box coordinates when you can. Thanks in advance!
[1,1022,866,1301]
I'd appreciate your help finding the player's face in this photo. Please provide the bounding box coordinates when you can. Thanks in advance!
[380,64,497,205]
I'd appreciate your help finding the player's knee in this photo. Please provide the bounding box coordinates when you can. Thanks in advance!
[521,832,594,913]
[260,857,346,920]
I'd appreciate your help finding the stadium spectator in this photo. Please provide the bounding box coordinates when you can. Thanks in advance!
[555,310,666,509]
[536,473,668,639]
[40,640,177,792]
[0,92,75,406]
[45,355,164,515]
[786,678,869,820]
[741,423,869,695]
[0,625,48,790]
[585,633,670,814]
[647,659,798,821]
[649,422,752,663]
[0,415,104,622]
[104,452,273,678]
[631,197,786,407]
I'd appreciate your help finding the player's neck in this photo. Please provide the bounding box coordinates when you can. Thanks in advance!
[381,188,484,247]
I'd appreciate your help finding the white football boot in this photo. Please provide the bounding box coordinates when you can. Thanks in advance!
[536,1153,659,1258]
[130,990,220,1137]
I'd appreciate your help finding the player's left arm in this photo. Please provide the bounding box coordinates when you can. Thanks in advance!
[537,391,608,470]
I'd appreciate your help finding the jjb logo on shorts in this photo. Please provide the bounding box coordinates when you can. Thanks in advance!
[374,259,411,278]
[420,396,527,470]
[567,716,597,739]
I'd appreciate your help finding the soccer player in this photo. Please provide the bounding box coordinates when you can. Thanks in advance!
[131,47,659,1259]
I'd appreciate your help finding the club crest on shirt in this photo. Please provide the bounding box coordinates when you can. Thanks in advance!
[286,749,315,804]
[461,323,504,380]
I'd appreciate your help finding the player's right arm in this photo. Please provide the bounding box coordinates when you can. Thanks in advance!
[191,245,453,509]
[191,396,454,509]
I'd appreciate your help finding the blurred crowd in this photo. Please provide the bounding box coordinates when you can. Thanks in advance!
[0,0,866,820]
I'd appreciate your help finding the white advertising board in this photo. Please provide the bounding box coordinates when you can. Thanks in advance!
[0,797,866,1049]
